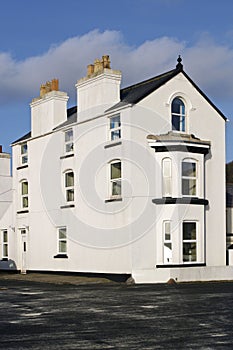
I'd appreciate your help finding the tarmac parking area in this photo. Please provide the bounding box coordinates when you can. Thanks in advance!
[0,277,233,349]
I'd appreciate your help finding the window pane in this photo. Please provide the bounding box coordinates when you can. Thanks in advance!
[111,162,121,180]
[110,116,120,129]
[164,242,172,250]
[183,243,196,262]
[21,144,27,154]
[172,115,180,131]
[181,116,185,132]
[22,182,28,195]
[164,222,170,234]
[22,155,28,164]
[65,129,73,142]
[65,143,73,153]
[66,189,74,202]
[172,98,185,114]
[111,130,121,140]
[183,222,196,240]
[3,244,8,257]
[59,228,66,239]
[163,178,172,196]
[182,162,196,177]
[112,180,121,196]
[22,197,28,208]
[59,240,67,253]
[65,172,74,187]
[3,231,7,242]
[182,179,196,196]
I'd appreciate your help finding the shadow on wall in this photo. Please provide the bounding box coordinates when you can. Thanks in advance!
[0,259,17,270]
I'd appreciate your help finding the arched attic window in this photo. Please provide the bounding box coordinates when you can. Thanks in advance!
[171,97,185,132]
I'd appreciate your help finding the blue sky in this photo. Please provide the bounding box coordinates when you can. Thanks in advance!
[1,0,233,160]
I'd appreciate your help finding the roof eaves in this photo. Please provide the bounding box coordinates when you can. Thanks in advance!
[11,131,31,145]
[181,70,227,121]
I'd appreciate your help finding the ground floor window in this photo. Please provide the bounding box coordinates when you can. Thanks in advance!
[58,227,67,254]
[183,222,197,262]
[2,230,8,259]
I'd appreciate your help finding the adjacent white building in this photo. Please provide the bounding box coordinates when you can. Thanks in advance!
[1,55,233,283]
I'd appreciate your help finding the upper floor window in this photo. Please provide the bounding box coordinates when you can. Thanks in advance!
[182,160,197,196]
[110,160,121,197]
[21,143,28,165]
[109,115,121,141]
[21,180,28,208]
[65,171,74,202]
[162,158,172,197]
[2,230,8,259]
[64,129,73,154]
[171,98,185,132]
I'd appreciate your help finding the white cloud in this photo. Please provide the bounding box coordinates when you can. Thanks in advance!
[0,29,233,106]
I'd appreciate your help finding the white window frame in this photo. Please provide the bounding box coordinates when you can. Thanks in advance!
[182,221,197,263]
[171,97,186,132]
[2,229,8,259]
[64,170,74,203]
[109,160,122,198]
[163,221,172,264]
[109,114,121,141]
[21,180,29,209]
[162,158,172,197]
[181,159,197,197]
[20,142,28,165]
[64,129,74,154]
[58,227,67,254]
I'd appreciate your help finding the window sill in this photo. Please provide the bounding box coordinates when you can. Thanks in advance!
[60,204,75,209]
[17,209,29,214]
[60,153,74,159]
[152,197,208,205]
[53,254,68,259]
[104,140,122,149]
[156,263,206,268]
[17,164,28,170]
[105,197,122,203]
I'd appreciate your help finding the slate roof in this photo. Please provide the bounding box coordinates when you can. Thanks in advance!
[12,57,227,145]
[107,60,227,121]
[106,68,179,112]
[12,106,77,144]
[53,106,77,130]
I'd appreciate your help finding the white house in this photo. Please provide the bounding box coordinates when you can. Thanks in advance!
[1,55,233,283]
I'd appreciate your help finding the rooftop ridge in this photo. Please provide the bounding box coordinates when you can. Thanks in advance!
[121,68,176,93]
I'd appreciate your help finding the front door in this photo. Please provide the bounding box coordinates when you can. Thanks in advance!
[20,229,27,274]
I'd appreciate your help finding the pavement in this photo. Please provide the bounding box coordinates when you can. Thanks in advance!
[1,278,233,349]
[0,271,129,285]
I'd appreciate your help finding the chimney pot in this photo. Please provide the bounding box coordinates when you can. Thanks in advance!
[87,64,94,76]
[94,59,102,73]
[102,55,111,69]
[51,78,59,91]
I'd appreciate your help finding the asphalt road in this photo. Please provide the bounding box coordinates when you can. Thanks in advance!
[0,279,233,349]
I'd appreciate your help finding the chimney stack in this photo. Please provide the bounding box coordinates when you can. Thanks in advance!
[77,55,121,119]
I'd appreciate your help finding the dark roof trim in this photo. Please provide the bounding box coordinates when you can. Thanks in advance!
[107,63,227,121]
[12,131,31,145]
[181,70,227,121]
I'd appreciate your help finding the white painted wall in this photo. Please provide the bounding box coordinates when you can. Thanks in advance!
[1,65,229,282]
